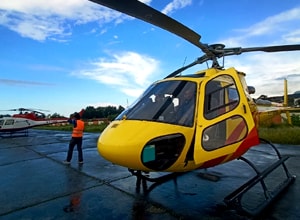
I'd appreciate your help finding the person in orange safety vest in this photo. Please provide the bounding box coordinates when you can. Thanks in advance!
[63,112,85,164]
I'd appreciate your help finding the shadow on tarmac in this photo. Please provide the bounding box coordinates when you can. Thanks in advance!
[0,129,299,219]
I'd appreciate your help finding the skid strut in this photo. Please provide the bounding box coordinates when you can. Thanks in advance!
[129,169,185,194]
[224,138,296,216]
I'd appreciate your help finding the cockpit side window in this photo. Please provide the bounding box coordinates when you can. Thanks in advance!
[173,82,197,126]
[204,75,239,120]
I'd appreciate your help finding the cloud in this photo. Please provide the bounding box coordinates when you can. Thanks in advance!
[222,6,300,46]
[162,0,192,15]
[0,78,54,86]
[73,51,160,97]
[226,51,300,97]
[0,0,127,41]
[283,30,300,43]
[240,7,300,37]
[0,0,194,41]
[217,6,300,98]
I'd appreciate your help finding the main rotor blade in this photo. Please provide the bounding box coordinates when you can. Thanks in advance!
[0,108,49,112]
[89,0,212,55]
[241,44,300,53]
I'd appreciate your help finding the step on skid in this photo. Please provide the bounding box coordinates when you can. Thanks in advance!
[224,138,296,216]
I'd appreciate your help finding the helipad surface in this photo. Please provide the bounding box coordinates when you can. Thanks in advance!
[0,129,299,219]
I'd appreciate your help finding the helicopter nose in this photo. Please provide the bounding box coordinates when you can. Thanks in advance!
[97,121,186,171]
[98,139,144,170]
[97,122,146,170]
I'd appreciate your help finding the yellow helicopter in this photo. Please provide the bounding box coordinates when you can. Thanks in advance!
[90,0,299,215]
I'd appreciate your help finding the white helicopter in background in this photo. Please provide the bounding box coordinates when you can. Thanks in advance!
[0,108,68,136]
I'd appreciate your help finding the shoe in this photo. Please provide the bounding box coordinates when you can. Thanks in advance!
[78,161,84,164]
[63,160,71,164]
[63,205,74,212]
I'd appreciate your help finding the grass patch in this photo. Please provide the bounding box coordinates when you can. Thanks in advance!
[258,125,300,145]
[35,123,107,133]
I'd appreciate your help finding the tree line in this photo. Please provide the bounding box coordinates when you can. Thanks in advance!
[50,105,125,121]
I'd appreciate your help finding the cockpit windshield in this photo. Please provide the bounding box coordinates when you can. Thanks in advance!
[116,80,197,127]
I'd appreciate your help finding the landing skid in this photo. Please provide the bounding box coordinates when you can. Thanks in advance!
[0,129,29,138]
[224,138,296,217]
[129,169,186,194]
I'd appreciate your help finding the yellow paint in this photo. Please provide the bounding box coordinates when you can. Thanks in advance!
[98,67,259,172]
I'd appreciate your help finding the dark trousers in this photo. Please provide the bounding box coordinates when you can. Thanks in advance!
[66,137,83,162]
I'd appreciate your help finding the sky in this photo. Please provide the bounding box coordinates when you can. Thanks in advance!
[1,0,300,117]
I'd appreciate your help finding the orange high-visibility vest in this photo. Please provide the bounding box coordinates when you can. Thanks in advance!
[72,120,84,137]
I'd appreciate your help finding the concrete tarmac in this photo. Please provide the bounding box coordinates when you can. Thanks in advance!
[0,129,299,219]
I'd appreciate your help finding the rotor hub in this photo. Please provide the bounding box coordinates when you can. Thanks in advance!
[208,44,225,51]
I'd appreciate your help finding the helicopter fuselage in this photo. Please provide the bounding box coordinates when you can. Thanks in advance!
[0,112,67,133]
[98,67,260,172]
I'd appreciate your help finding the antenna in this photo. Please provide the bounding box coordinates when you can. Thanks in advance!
[182,56,187,67]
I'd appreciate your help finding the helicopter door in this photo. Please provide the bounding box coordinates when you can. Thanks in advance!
[194,69,254,165]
